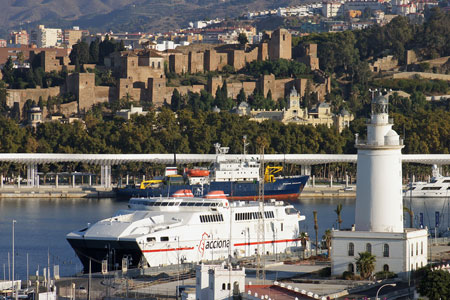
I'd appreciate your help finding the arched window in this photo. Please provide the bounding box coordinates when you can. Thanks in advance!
[416,242,418,255]
[411,243,414,256]
[383,264,389,272]
[222,283,226,290]
[366,243,372,254]
[348,243,354,256]
[383,244,389,257]
[227,283,231,290]
[421,241,423,255]
[348,263,354,273]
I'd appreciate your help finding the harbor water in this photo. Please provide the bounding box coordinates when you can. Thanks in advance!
[0,196,448,280]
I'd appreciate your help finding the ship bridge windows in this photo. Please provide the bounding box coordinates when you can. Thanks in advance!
[422,187,442,190]
[160,236,169,241]
[285,207,299,215]
[161,202,169,206]
[443,180,450,183]
[200,214,224,223]
[147,237,156,242]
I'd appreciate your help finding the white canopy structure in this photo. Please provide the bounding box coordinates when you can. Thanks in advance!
[0,153,448,188]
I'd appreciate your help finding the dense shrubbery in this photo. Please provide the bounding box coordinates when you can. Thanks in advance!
[241,58,310,78]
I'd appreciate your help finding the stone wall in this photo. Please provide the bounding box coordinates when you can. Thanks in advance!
[370,56,398,72]
[406,50,418,65]
[188,52,204,73]
[117,78,143,102]
[165,85,205,102]
[148,77,166,106]
[59,101,78,117]
[6,86,61,117]
[204,50,228,72]
[169,53,188,74]
[227,81,257,99]
[392,72,450,81]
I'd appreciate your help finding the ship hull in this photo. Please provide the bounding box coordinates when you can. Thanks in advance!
[116,176,309,201]
[67,237,143,273]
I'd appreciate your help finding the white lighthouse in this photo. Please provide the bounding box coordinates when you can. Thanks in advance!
[331,94,428,279]
[355,95,404,233]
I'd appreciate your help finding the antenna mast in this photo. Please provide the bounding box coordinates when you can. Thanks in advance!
[256,138,266,282]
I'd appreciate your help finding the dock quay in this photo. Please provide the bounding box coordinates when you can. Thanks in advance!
[301,185,356,198]
[0,184,357,198]
[0,186,115,198]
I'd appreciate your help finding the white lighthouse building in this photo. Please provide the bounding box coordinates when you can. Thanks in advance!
[331,94,428,279]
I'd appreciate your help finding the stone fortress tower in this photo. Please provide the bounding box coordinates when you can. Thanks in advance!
[331,93,428,279]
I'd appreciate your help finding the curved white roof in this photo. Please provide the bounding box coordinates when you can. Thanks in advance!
[0,153,448,166]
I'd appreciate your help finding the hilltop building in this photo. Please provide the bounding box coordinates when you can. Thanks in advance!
[10,30,29,46]
[331,94,428,279]
[239,86,353,132]
[31,25,63,48]
[63,27,89,49]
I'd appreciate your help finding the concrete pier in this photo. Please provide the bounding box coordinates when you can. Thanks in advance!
[0,186,115,198]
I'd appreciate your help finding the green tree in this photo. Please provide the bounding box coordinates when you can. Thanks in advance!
[2,57,15,85]
[355,251,376,279]
[70,41,90,66]
[89,38,100,64]
[299,232,309,259]
[237,88,246,104]
[238,33,249,46]
[322,229,332,258]
[0,80,8,112]
[313,211,319,256]
[171,89,182,111]
[335,203,343,230]
[417,267,450,300]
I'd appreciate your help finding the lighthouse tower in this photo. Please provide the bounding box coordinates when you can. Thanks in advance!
[355,94,404,233]
[331,93,428,279]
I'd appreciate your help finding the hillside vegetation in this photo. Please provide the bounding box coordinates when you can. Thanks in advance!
[1,0,297,37]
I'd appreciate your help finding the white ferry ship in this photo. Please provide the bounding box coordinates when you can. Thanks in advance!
[67,190,305,272]
[406,165,450,198]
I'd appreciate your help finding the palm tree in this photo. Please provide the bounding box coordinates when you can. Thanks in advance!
[355,251,376,279]
[335,204,343,230]
[313,211,318,256]
[322,229,332,258]
[299,232,309,259]
[403,206,414,228]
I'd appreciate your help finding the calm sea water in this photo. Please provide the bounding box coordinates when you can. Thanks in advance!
[0,196,448,280]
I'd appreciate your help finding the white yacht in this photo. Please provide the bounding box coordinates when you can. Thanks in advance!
[67,190,305,272]
[405,165,450,198]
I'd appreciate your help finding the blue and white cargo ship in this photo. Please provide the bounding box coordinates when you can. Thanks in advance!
[116,144,309,201]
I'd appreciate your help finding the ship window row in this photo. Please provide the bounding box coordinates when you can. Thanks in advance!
[131,200,220,207]
[443,180,450,183]
[422,187,442,190]
[200,214,224,223]
[235,211,274,221]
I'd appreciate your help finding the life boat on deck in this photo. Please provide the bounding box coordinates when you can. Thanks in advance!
[172,189,194,198]
[204,190,228,199]
[187,168,210,177]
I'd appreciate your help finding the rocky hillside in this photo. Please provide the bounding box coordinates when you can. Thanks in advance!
[1,0,299,36]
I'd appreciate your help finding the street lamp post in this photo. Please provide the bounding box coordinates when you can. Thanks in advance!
[376,283,397,300]
[12,220,16,298]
